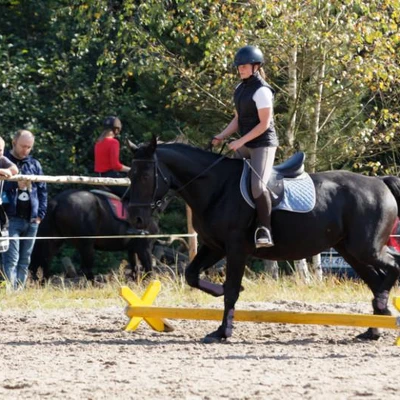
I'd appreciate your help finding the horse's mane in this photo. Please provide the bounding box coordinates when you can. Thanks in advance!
[157,142,223,163]
[133,140,237,173]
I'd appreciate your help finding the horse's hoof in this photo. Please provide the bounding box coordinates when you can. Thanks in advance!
[202,335,223,344]
[201,329,228,344]
[356,327,381,341]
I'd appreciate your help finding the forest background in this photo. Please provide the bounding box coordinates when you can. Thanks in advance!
[1,0,400,272]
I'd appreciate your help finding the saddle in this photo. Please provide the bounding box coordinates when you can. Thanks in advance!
[240,152,316,213]
[90,189,128,221]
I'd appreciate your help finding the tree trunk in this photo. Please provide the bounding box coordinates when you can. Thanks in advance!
[308,51,326,282]
[309,51,326,172]
[285,44,298,148]
[294,259,310,284]
[263,259,279,280]
[286,43,312,282]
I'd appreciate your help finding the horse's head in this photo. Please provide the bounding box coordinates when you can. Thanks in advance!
[127,136,169,229]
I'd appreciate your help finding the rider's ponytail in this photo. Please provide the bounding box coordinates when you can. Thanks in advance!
[258,66,266,80]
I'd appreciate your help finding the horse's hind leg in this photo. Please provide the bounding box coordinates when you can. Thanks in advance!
[30,239,63,283]
[369,248,400,314]
[357,248,399,317]
[43,239,64,281]
[185,244,226,297]
[335,243,400,340]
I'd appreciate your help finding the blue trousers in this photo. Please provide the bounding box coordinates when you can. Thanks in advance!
[2,217,39,290]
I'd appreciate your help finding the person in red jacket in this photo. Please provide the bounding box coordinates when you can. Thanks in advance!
[94,116,130,198]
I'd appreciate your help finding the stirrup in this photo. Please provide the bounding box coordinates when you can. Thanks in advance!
[254,226,274,248]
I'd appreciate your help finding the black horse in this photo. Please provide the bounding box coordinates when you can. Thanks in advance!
[30,189,156,282]
[126,137,400,343]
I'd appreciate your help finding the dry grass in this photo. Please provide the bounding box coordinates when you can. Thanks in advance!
[1,272,399,311]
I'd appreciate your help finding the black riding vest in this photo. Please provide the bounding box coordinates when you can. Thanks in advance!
[234,73,279,148]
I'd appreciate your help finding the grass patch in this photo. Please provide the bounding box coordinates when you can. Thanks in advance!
[1,273,399,311]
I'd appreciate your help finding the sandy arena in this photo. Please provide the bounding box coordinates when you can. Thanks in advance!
[0,299,399,399]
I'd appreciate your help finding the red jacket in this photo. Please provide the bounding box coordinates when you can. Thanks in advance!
[387,218,400,252]
[94,137,123,173]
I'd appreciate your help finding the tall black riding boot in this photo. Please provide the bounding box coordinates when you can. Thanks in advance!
[254,192,274,248]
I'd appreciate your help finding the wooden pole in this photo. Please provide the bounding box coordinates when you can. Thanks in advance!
[0,174,130,186]
[186,204,197,261]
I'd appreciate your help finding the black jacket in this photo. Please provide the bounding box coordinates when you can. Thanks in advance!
[234,73,279,148]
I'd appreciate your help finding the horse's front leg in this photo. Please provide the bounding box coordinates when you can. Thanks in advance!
[127,248,139,281]
[132,238,153,279]
[77,240,95,282]
[185,244,225,297]
[202,242,248,344]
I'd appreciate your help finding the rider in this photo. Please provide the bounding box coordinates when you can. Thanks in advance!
[94,116,130,198]
[212,45,279,248]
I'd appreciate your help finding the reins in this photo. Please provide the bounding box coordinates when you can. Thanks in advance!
[129,144,231,212]
[174,151,230,194]
[236,148,267,187]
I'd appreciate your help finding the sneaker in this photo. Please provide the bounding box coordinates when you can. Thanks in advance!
[254,226,274,248]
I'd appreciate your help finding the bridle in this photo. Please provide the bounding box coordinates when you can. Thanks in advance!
[128,148,229,212]
[128,154,170,211]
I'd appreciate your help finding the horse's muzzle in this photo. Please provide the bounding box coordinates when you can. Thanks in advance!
[127,205,151,230]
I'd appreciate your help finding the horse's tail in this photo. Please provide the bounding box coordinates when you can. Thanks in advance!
[380,176,400,217]
[29,197,60,280]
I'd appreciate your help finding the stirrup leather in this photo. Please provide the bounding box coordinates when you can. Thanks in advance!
[254,226,274,248]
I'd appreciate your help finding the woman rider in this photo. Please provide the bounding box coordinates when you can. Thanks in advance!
[94,116,130,198]
[212,45,279,248]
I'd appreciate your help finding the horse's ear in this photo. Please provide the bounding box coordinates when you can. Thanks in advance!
[126,139,138,154]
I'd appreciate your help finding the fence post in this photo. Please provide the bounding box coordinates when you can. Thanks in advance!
[186,204,197,261]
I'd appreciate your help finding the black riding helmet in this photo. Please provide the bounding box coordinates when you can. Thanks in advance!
[103,116,122,130]
[233,45,264,67]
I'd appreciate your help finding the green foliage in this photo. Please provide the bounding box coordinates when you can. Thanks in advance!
[1,0,400,236]
[158,199,187,234]
[49,244,126,276]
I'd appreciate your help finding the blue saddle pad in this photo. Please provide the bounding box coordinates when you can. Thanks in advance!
[240,163,316,213]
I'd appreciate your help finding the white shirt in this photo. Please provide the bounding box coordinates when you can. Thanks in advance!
[252,86,273,109]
